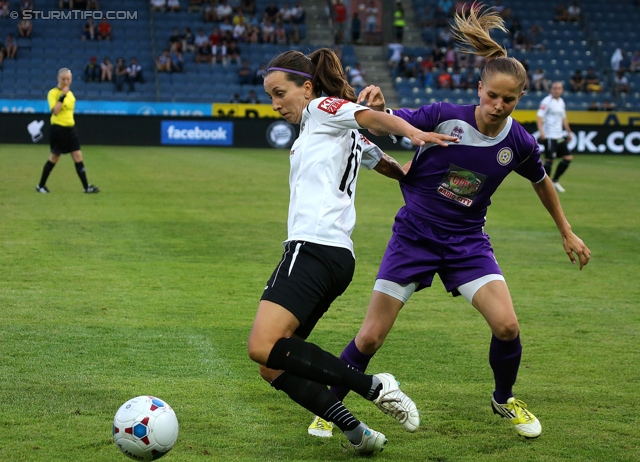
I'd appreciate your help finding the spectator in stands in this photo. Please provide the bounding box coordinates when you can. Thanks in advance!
[126,57,145,91]
[243,89,261,104]
[434,5,449,28]
[365,0,378,33]
[246,24,260,43]
[393,1,405,43]
[348,62,367,91]
[233,19,247,42]
[611,47,624,73]
[238,59,253,84]
[601,99,617,111]
[567,1,580,22]
[0,0,8,19]
[351,11,362,44]
[170,50,184,72]
[444,44,457,68]
[209,25,222,47]
[280,2,295,23]
[87,0,99,9]
[333,0,347,44]
[436,27,453,48]
[18,17,33,38]
[82,18,96,41]
[528,24,545,51]
[431,46,446,69]
[100,57,113,82]
[1,33,16,60]
[275,23,288,45]
[151,0,167,12]
[437,0,453,16]
[233,8,248,26]
[216,0,233,22]
[169,28,182,52]
[114,58,127,91]
[492,0,511,20]
[219,17,234,36]
[451,66,463,88]
[229,93,242,103]
[264,1,280,22]
[437,67,453,88]
[537,81,574,193]
[461,68,477,90]
[226,40,241,64]
[203,0,218,22]
[587,101,599,111]
[252,62,267,84]
[59,0,73,8]
[182,27,195,52]
[612,70,630,96]
[167,0,181,12]
[188,0,203,12]
[156,49,172,72]
[630,50,640,73]
[292,2,305,25]
[212,39,228,65]
[20,0,34,13]
[241,0,256,16]
[531,68,550,92]
[422,66,435,88]
[388,41,403,75]
[195,30,212,64]
[261,17,276,43]
[83,56,100,82]
[97,18,111,41]
[555,4,570,22]
[585,67,603,93]
[569,69,585,92]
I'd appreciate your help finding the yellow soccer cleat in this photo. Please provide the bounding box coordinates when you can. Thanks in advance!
[491,396,542,438]
[308,415,334,438]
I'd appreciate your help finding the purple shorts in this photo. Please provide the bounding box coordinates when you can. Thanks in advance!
[377,207,502,296]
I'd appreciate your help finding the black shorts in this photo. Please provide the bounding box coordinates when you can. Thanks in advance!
[50,124,81,154]
[543,137,570,160]
[261,240,355,339]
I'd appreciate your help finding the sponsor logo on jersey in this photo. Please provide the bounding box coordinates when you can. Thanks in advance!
[496,147,513,166]
[450,125,464,141]
[437,164,487,207]
[317,97,348,115]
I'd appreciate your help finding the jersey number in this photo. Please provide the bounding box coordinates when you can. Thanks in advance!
[339,132,361,197]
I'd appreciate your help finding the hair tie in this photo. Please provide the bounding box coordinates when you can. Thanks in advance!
[268,67,313,79]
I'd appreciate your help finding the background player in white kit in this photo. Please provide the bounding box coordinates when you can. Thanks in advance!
[246,48,457,455]
[537,81,574,193]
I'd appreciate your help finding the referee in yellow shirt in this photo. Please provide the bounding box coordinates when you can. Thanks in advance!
[36,68,100,194]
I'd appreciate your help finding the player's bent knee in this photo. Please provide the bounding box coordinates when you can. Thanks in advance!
[493,321,520,340]
[356,329,385,353]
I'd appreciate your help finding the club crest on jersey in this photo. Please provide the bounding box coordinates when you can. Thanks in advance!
[496,147,513,166]
[450,125,464,140]
[318,97,348,115]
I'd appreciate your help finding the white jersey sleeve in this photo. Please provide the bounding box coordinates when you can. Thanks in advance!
[359,134,383,170]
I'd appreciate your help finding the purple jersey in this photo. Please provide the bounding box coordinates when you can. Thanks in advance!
[392,103,546,233]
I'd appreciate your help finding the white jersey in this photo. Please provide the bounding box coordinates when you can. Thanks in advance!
[287,96,383,256]
[537,94,566,139]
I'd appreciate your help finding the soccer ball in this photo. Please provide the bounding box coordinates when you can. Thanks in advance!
[113,395,179,461]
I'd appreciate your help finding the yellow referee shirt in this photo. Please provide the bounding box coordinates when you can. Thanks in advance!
[47,87,76,127]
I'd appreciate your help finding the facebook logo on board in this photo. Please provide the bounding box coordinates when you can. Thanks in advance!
[161,121,233,146]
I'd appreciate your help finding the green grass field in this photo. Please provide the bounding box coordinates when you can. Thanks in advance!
[1,144,639,461]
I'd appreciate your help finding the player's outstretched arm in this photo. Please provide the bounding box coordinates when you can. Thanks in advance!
[357,85,386,112]
[531,176,591,269]
[373,152,406,181]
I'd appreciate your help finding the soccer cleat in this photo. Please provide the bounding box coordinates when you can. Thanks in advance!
[553,181,566,193]
[491,395,542,439]
[84,185,100,194]
[344,428,387,456]
[308,415,333,438]
[372,373,421,432]
[36,185,50,194]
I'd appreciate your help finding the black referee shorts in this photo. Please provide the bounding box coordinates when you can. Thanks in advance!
[50,124,81,154]
[543,137,570,160]
[261,240,355,339]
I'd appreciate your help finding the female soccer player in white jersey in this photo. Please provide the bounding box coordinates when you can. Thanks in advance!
[247,48,458,455]
[319,6,591,440]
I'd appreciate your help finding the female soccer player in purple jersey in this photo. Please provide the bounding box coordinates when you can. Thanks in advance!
[318,5,591,440]
[247,48,457,455]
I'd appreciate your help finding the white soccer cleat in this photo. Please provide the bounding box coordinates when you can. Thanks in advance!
[372,373,421,432]
[348,427,387,455]
[491,395,542,439]
[553,181,566,193]
[307,415,333,438]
